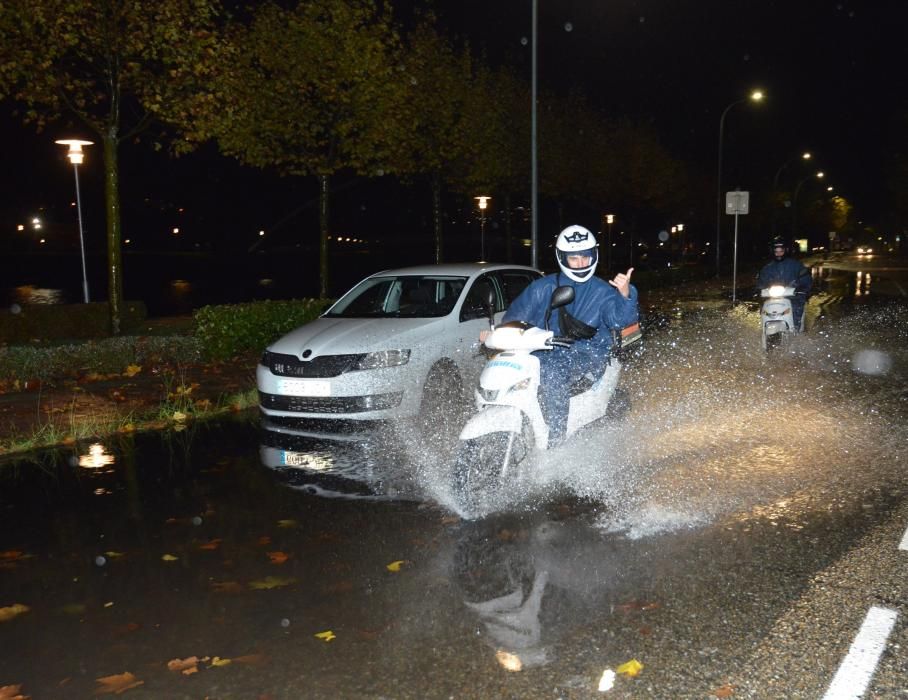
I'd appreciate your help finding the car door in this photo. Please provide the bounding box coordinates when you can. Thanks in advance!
[454,269,542,385]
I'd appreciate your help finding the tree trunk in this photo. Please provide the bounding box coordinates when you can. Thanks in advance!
[318,173,330,298]
[432,174,443,263]
[103,134,124,335]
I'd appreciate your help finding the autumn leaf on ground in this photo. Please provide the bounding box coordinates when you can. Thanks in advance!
[712,683,735,698]
[209,656,232,667]
[0,604,30,622]
[94,672,143,695]
[258,536,272,546]
[166,657,199,675]
[104,551,126,559]
[123,365,142,377]
[172,411,188,423]
[211,580,244,594]
[161,554,179,562]
[198,539,222,551]
[495,650,522,671]
[277,519,298,528]
[314,630,336,642]
[616,659,643,678]
[267,551,289,564]
[0,684,28,699]
[386,560,407,572]
[248,576,297,590]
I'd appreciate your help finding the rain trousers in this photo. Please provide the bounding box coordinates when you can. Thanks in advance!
[502,273,639,446]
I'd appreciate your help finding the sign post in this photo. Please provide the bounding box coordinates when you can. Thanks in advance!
[725,190,749,304]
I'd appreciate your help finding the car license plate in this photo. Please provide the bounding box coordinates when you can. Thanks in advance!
[277,378,331,397]
[282,451,315,467]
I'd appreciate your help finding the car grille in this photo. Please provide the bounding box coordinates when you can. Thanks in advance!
[262,351,366,378]
[259,391,403,414]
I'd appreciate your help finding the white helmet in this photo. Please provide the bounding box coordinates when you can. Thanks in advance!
[555,225,599,282]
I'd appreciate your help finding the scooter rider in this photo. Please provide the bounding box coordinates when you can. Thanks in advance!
[756,236,812,331]
[501,225,638,447]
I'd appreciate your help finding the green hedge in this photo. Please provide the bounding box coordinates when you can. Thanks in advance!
[0,335,203,383]
[0,301,147,344]
[193,298,334,360]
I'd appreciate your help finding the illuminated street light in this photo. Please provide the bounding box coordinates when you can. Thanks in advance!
[716,89,764,275]
[475,195,491,261]
[605,214,615,272]
[55,138,93,303]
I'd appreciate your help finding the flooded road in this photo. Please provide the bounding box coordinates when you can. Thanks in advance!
[2,255,908,698]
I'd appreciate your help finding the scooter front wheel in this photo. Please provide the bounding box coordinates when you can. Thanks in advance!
[451,422,532,516]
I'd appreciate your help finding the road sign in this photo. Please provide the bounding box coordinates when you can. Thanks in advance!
[726,190,749,215]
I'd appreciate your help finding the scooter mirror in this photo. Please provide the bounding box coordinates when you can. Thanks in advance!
[550,285,575,309]
[484,286,497,326]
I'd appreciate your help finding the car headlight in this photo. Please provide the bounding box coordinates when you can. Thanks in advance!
[354,349,411,370]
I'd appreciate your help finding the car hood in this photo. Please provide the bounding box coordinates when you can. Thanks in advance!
[268,316,447,357]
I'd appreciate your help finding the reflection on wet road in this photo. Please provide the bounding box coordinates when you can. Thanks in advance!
[2,258,908,697]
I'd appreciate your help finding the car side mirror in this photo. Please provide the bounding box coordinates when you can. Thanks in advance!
[484,286,496,325]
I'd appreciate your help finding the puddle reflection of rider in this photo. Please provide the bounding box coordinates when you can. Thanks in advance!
[502,225,638,447]
[453,521,550,668]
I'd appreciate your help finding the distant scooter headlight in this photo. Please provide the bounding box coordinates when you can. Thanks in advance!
[354,349,411,370]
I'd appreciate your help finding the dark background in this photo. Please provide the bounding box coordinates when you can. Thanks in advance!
[2,0,906,312]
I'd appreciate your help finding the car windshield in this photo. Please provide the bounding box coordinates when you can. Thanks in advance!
[324,275,468,318]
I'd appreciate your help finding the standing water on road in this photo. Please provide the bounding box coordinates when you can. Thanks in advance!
[2,266,907,697]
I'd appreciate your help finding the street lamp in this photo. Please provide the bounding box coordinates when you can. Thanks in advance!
[715,89,764,275]
[475,195,491,260]
[605,214,615,272]
[792,171,824,239]
[55,138,93,303]
[771,151,811,236]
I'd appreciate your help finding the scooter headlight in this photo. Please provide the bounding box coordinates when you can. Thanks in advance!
[768,285,786,297]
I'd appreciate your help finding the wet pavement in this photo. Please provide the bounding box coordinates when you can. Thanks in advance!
[1,254,908,698]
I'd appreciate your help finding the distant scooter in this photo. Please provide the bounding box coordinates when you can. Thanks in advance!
[451,286,639,515]
[759,285,801,351]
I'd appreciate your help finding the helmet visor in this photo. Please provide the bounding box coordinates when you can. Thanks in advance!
[557,247,598,274]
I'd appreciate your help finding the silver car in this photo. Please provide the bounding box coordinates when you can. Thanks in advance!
[257,263,542,432]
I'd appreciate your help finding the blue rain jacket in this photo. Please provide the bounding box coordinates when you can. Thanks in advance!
[756,257,812,295]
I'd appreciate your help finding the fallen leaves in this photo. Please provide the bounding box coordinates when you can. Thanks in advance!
[123,365,142,378]
[0,684,28,700]
[385,560,407,572]
[616,658,644,678]
[198,539,222,551]
[0,604,30,622]
[266,551,289,564]
[248,576,297,590]
[94,671,144,695]
[167,657,199,675]
[314,630,336,642]
[712,683,735,698]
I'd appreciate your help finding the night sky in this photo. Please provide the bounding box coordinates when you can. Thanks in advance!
[3,0,907,256]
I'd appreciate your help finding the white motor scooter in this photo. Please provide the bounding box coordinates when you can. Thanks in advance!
[451,286,638,514]
[760,285,801,351]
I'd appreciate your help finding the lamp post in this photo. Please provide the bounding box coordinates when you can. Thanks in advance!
[771,151,811,236]
[55,139,93,303]
[530,0,538,269]
[792,171,824,240]
[475,195,491,260]
[715,89,764,276]
[605,214,614,272]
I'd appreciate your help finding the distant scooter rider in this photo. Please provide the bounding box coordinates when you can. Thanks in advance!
[756,236,812,331]
[501,225,638,447]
